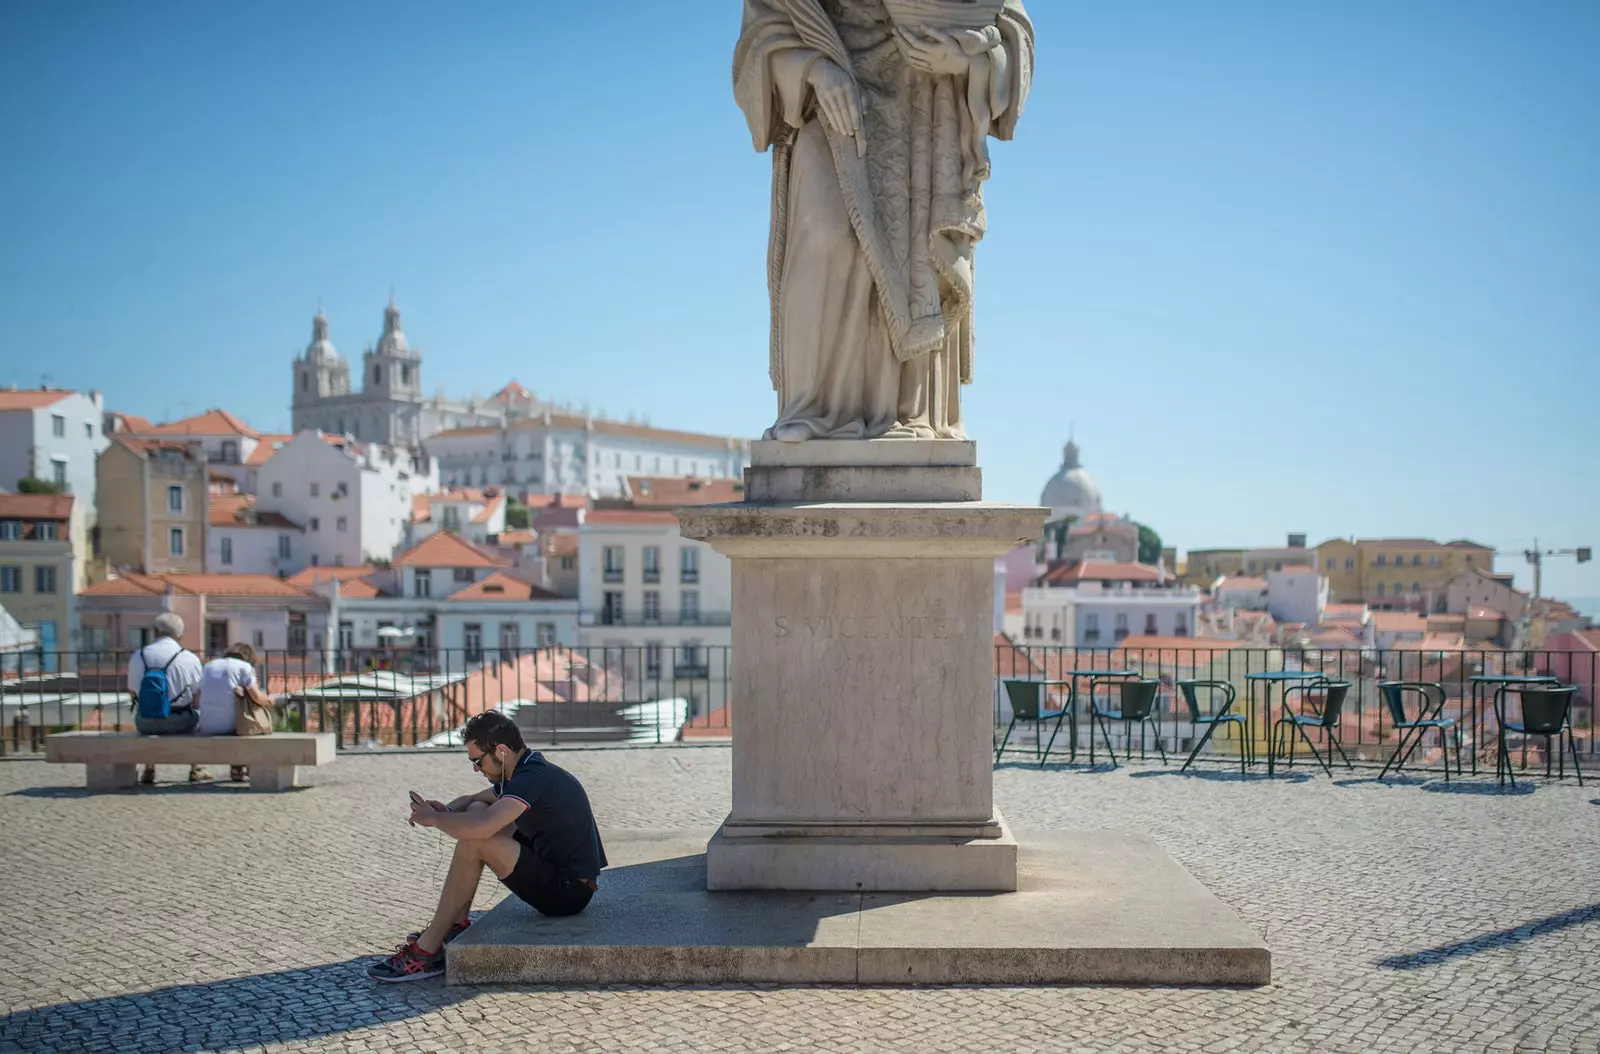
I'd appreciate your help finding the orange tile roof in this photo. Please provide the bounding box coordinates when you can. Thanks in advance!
[448,569,564,602]
[1372,612,1427,633]
[523,493,589,509]
[109,411,155,433]
[80,573,314,598]
[392,531,507,569]
[336,578,384,598]
[208,494,302,530]
[546,532,578,557]
[584,509,682,527]
[286,564,382,588]
[0,493,74,520]
[1278,564,1317,573]
[498,529,537,547]
[1116,635,1245,651]
[1005,590,1023,614]
[245,434,293,466]
[147,408,260,439]
[1467,606,1504,621]
[1217,576,1268,591]
[470,492,506,524]
[1040,560,1165,585]
[111,435,199,459]
[490,381,531,402]
[0,388,74,410]
[623,475,745,507]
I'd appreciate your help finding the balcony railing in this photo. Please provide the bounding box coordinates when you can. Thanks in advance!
[680,570,700,584]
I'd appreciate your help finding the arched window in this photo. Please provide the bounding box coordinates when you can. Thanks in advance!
[301,373,309,392]
[401,365,410,386]
[1411,582,1421,594]
[373,364,382,385]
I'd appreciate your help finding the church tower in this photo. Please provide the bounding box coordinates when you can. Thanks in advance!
[362,297,422,403]
[292,307,350,428]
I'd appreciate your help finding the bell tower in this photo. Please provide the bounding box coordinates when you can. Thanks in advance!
[292,307,349,429]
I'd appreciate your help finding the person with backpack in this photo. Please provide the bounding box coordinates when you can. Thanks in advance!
[127,612,205,784]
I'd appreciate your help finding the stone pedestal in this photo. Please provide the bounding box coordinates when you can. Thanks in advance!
[679,440,1046,892]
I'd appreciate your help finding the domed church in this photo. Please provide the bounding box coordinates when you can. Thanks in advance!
[1040,437,1102,524]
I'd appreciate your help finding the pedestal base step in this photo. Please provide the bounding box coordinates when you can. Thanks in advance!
[446,828,1270,986]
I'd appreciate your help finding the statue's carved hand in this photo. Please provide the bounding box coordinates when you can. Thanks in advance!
[807,59,865,151]
[896,26,969,76]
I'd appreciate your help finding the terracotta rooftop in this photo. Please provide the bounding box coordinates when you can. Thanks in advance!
[286,565,382,588]
[0,493,75,521]
[392,531,507,569]
[0,388,75,410]
[448,569,564,602]
[335,578,384,598]
[584,509,683,527]
[412,488,492,524]
[1217,576,1268,591]
[523,493,589,509]
[109,412,155,433]
[470,492,506,524]
[245,435,293,466]
[1372,612,1427,633]
[146,408,260,439]
[623,475,744,507]
[489,381,532,402]
[498,529,537,547]
[433,413,744,452]
[1040,560,1165,586]
[546,532,579,557]
[208,494,302,531]
[80,573,314,598]
[1467,606,1505,621]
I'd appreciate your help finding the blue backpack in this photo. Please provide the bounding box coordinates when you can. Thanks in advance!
[136,647,187,720]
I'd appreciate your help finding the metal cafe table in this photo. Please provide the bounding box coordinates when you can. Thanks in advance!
[1469,674,1558,780]
[1042,668,1140,764]
[1246,670,1327,776]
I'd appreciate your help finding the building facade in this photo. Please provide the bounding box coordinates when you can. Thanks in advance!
[76,573,330,658]
[0,387,106,586]
[1315,537,1495,608]
[1022,561,1200,647]
[1266,566,1328,627]
[426,413,751,498]
[0,494,76,659]
[96,437,210,575]
[254,432,438,571]
[205,494,304,576]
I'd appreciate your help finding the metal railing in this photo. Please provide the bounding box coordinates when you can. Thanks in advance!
[0,646,735,753]
[2,644,1593,779]
[994,644,1597,774]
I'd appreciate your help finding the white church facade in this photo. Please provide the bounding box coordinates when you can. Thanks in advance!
[290,300,750,499]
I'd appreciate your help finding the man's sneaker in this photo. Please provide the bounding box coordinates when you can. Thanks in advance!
[139,765,156,785]
[367,938,445,983]
[406,919,471,946]
[188,766,210,782]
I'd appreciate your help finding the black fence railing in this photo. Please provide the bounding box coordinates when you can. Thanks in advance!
[3,645,1594,779]
[0,646,735,753]
[994,644,1597,774]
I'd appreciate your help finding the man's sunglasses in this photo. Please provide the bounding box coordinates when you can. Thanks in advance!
[469,751,490,770]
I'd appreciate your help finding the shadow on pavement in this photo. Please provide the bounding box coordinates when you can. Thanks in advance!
[0,957,473,1052]
[1127,769,1313,784]
[1377,903,1599,970]
[1420,781,1536,797]
[9,782,310,798]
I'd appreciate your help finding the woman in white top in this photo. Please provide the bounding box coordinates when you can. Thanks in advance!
[197,643,268,782]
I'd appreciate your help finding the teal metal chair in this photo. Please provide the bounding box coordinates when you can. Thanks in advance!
[1272,678,1354,777]
[1377,681,1461,781]
[1177,680,1248,774]
[1089,679,1166,768]
[1500,684,1584,787]
[996,679,1070,766]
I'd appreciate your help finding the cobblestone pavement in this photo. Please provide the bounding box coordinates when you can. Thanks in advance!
[1,747,1596,1054]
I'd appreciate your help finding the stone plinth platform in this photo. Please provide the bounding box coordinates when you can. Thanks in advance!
[446,829,1270,986]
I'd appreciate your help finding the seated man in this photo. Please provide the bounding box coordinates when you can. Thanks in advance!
[369,710,608,983]
[127,612,205,784]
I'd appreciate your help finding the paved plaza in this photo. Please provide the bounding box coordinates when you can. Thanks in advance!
[1,747,1596,1054]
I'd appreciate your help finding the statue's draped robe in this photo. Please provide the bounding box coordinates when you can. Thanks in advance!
[735,0,1033,439]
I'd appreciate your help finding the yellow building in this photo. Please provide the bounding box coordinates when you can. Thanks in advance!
[1181,548,1246,588]
[96,437,210,574]
[0,494,76,657]
[1313,537,1494,608]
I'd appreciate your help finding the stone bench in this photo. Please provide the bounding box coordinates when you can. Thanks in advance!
[45,732,336,792]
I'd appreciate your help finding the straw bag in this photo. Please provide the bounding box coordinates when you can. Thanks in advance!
[234,685,275,736]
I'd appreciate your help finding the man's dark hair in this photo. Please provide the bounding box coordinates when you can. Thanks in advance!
[463,710,525,754]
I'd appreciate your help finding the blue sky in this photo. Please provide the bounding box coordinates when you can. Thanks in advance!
[2,1,1596,600]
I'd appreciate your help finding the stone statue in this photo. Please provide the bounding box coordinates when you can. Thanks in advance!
[735,0,1034,442]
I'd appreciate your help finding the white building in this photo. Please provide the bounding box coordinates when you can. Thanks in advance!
[1214,575,1269,610]
[254,431,438,572]
[427,413,750,498]
[1266,566,1328,627]
[577,507,731,683]
[291,300,528,449]
[408,489,507,548]
[0,387,106,585]
[1022,561,1200,647]
[206,494,305,576]
[300,533,577,666]
[125,409,268,492]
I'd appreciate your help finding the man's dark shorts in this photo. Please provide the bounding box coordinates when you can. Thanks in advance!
[501,840,595,917]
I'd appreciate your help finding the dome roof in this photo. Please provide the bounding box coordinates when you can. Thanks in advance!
[305,309,339,362]
[377,298,413,356]
[1040,439,1102,522]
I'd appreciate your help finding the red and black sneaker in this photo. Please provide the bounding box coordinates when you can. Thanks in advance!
[367,937,445,983]
[406,918,471,946]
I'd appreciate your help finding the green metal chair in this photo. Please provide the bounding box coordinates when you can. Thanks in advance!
[1178,680,1248,774]
[1377,681,1461,781]
[1090,679,1166,768]
[1273,678,1353,777]
[996,679,1070,767]
[1500,684,1584,787]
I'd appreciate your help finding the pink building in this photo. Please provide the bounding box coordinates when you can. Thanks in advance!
[1543,628,1600,710]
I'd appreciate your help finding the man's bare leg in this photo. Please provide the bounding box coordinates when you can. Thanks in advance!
[415,805,521,953]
